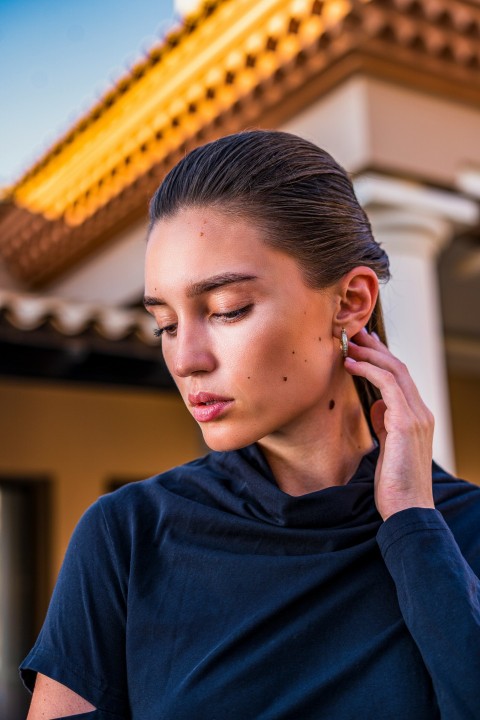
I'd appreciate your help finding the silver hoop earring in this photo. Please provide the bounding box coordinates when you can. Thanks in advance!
[341,328,348,358]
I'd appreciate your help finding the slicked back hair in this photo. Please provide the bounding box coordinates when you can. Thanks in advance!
[149,130,390,426]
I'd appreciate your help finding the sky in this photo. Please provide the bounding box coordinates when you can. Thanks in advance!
[0,0,178,187]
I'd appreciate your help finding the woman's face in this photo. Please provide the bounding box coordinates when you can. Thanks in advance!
[144,206,343,451]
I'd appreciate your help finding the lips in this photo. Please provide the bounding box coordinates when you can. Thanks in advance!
[188,392,234,423]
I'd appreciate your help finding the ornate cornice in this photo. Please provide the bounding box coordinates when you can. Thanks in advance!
[1,0,480,287]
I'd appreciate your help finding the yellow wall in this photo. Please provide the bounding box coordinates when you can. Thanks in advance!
[0,378,202,586]
[449,372,480,487]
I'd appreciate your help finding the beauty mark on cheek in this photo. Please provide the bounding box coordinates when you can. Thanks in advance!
[283,377,288,382]
[329,399,335,410]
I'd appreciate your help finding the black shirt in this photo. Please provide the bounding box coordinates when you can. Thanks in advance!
[20,445,480,719]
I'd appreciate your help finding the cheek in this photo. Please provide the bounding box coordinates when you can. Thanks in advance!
[228,317,330,391]
[160,343,184,394]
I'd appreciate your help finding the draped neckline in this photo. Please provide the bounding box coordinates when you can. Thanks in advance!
[212,442,381,529]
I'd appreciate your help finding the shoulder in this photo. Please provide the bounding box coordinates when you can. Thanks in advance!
[432,461,480,562]
[99,450,220,509]
[59,452,219,583]
[432,460,480,507]
[94,450,229,532]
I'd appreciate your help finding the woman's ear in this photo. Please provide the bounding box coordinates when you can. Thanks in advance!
[333,266,379,337]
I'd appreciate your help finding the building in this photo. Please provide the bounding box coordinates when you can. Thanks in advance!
[1,0,479,715]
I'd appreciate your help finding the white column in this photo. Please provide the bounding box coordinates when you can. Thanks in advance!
[354,174,479,473]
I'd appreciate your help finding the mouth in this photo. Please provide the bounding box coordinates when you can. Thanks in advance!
[188,392,234,423]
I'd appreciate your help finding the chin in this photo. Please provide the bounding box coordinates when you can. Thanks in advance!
[200,425,259,453]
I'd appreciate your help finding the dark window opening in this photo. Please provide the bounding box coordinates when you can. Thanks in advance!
[0,479,51,720]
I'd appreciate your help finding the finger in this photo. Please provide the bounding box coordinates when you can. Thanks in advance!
[349,329,401,370]
[345,357,435,457]
[344,357,412,423]
[350,327,384,350]
[350,329,402,365]
[360,329,388,346]
[348,329,433,426]
[345,357,434,438]
[348,335,429,418]
[348,342,421,404]
[370,399,387,443]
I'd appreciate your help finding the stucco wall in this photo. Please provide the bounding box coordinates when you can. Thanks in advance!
[0,379,202,585]
[449,372,480,487]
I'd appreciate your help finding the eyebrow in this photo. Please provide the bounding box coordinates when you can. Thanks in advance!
[143,273,258,308]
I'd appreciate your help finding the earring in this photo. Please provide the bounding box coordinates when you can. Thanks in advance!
[340,328,348,358]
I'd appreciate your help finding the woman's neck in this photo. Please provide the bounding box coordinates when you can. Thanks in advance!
[257,377,376,496]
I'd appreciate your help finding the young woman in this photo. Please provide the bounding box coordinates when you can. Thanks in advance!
[22,131,480,719]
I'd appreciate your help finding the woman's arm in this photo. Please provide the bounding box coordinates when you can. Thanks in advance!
[20,499,129,717]
[377,506,480,719]
[27,673,96,719]
[345,329,480,719]
[344,327,435,521]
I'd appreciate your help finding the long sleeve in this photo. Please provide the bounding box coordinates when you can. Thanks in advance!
[377,507,480,720]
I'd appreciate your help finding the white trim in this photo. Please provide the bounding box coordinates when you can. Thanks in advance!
[354,173,479,227]
[0,290,158,345]
[456,166,480,200]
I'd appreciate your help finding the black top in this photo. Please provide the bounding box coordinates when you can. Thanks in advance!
[20,444,480,719]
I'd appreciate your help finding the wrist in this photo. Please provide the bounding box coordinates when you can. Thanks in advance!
[380,499,435,522]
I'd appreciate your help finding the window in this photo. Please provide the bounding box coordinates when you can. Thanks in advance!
[0,479,50,720]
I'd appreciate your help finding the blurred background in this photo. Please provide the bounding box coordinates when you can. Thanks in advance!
[1,0,480,716]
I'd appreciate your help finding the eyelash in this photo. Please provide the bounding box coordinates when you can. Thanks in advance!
[153,325,175,338]
[153,305,253,338]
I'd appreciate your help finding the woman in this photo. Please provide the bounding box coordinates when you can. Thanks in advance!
[22,131,480,719]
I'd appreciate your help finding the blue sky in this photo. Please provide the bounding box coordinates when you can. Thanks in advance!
[0,0,177,186]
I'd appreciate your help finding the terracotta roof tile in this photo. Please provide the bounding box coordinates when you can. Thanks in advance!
[1,0,480,286]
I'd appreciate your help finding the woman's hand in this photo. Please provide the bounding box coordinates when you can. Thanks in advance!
[344,328,435,521]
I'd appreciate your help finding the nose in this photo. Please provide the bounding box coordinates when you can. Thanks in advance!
[171,325,217,378]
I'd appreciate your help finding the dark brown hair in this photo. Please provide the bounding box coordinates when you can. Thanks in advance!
[149,130,390,426]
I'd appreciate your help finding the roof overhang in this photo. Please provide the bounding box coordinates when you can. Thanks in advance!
[0,292,173,388]
[1,0,480,287]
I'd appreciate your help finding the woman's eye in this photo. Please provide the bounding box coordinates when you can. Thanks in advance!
[153,324,177,338]
[215,305,253,322]
[153,305,252,337]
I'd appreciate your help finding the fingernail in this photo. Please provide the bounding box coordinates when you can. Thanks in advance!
[344,356,357,364]
[372,331,380,340]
